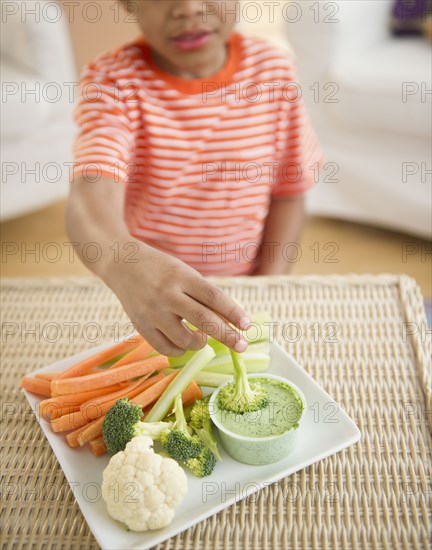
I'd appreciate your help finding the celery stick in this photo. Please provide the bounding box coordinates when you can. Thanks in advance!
[163,369,231,388]
[145,345,215,422]
[207,338,229,355]
[218,340,269,355]
[204,353,270,374]
[244,311,273,342]
[241,341,270,355]
[168,349,195,368]
[194,371,232,388]
[208,340,269,358]
[207,311,272,349]
[166,350,270,377]
[170,312,272,367]
[169,338,269,369]
[187,311,271,344]
[169,348,270,374]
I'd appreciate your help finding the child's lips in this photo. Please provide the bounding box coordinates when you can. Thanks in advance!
[172,30,213,51]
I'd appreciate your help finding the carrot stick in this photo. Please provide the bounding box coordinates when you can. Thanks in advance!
[157,382,203,418]
[142,405,152,416]
[132,372,179,408]
[77,373,167,446]
[139,383,200,420]
[75,375,178,432]
[89,436,107,457]
[79,375,150,410]
[21,377,52,397]
[80,372,165,411]
[39,383,126,419]
[181,380,202,406]
[49,404,81,420]
[77,416,106,446]
[66,421,97,448]
[109,341,155,369]
[51,408,103,433]
[34,372,56,381]
[52,334,144,381]
[94,372,169,417]
[51,356,169,396]
[77,377,200,448]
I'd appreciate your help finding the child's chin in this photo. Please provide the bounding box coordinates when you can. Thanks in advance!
[171,48,219,69]
[170,40,217,60]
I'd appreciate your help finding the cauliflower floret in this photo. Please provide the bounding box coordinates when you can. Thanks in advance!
[101,436,188,532]
[126,435,154,454]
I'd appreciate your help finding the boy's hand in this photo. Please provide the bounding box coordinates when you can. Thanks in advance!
[67,177,250,356]
[107,241,251,356]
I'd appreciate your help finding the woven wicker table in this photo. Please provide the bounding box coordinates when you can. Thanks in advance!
[1,275,431,550]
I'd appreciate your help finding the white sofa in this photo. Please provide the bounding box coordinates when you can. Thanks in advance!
[0,0,76,221]
[284,0,432,238]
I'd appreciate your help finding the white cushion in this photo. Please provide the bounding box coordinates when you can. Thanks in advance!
[326,37,432,137]
[307,123,432,238]
[0,0,77,220]
[1,0,77,139]
[1,60,51,138]
[1,117,75,221]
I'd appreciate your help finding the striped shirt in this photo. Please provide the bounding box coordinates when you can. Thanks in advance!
[73,32,324,275]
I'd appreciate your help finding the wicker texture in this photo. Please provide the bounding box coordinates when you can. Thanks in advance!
[1,275,431,550]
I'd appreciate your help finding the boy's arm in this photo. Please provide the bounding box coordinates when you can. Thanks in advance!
[253,196,306,275]
[66,176,250,355]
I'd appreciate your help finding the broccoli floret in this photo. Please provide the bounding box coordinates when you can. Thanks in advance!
[187,446,217,477]
[189,398,222,461]
[217,350,268,414]
[161,394,216,477]
[189,397,211,429]
[102,398,171,456]
[134,421,173,440]
[103,396,216,477]
[161,430,203,462]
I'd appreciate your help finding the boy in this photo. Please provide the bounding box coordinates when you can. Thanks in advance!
[66,0,323,356]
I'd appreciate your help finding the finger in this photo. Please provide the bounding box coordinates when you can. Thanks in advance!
[183,326,208,350]
[184,280,251,331]
[158,315,207,352]
[176,297,248,352]
[144,328,185,357]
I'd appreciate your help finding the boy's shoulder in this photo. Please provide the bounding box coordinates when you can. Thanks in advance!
[238,32,295,61]
[80,36,148,79]
[237,32,297,75]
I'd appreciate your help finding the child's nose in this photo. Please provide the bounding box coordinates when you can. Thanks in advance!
[171,0,204,18]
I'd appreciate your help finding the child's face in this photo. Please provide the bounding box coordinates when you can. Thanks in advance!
[125,0,238,78]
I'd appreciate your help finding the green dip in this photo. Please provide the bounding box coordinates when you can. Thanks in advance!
[215,378,304,438]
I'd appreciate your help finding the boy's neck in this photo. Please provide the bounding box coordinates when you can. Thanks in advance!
[150,45,228,80]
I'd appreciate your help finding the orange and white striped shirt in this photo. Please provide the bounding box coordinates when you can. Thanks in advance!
[73,32,324,275]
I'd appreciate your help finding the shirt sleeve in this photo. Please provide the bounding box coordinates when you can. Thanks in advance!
[271,66,325,198]
[72,61,134,185]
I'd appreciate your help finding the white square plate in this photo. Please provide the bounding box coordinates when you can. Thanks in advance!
[23,341,360,550]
